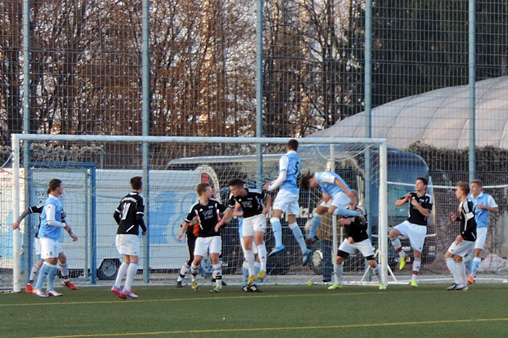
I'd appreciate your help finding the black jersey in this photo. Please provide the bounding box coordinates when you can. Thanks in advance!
[113,192,146,235]
[343,205,369,243]
[185,199,227,237]
[227,188,266,219]
[400,192,433,226]
[457,200,477,242]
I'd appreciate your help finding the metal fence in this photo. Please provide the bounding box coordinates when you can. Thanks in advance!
[1,0,508,289]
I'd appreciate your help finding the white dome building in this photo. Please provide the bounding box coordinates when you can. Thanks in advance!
[312,76,508,149]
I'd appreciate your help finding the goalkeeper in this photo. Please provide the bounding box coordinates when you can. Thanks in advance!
[328,190,386,290]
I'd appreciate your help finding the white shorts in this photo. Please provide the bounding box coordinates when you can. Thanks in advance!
[116,234,141,256]
[40,237,63,259]
[240,237,258,255]
[35,237,42,256]
[394,220,427,252]
[242,214,266,237]
[448,240,475,258]
[273,189,300,215]
[331,192,351,209]
[194,236,222,257]
[338,239,375,258]
[475,227,488,250]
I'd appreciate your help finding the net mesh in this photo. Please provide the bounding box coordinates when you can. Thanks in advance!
[3,138,389,289]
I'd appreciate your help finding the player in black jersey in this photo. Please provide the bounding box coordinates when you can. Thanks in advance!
[179,183,227,293]
[12,204,78,293]
[389,177,433,287]
[328,190,386,290]
[445,182,477,291]
[218,179,271,287]
[111,176,147,299]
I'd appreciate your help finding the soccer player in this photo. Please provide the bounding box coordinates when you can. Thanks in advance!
[179,183,227,293]
[301,171,360,244]
[33,179,76,297]
[111,176,147,299]
[466,179,499,284]
[219,179,271,288]
[446,182,477,291]
[388,177,432,287]
[12,205,78,293]
[328,190,386,290]
[263,139,311,265]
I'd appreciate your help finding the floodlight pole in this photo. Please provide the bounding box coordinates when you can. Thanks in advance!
[141,0,150,283]
[468,0,476,182]
[255,0,264,189]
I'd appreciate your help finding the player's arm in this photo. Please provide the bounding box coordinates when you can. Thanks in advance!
[136,200,147,235]
[45,204,70,235]
[113,202,122,225]
[333,177,352,197]
[62,219,78,241]
[479,196,499,213]
[265,156,288,192]
[12,205,40,230]
[395,193,412,206]
[217,207,235,228]
[263,192,272,214]
[178,221,190,242]
[410,198,431,217]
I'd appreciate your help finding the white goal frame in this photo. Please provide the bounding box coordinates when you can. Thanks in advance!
[11,134,388,292]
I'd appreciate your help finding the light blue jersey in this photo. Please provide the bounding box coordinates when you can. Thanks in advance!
[316,171,350,198]
[468,192,498,228]
[39,195,64,240]
[280,151,301,194]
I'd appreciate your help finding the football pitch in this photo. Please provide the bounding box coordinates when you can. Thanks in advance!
[1,284,508,338]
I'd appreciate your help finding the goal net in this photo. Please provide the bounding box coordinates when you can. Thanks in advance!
[5,135,389,292]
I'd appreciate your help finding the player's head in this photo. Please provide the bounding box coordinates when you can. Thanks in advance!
[301,172,317,189]
[470,179,483,196]
[349,189,359,205]
[130,176,143,191]
[287,139,298,151]
[228,178,246,197]
[455,181,469,199]
[196,183,212,197]
[415,177,428,192]
[47,179,63,196]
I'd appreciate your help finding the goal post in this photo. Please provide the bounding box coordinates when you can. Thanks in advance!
[10,134,388,292]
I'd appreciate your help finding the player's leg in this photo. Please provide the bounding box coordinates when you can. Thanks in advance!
[445,246,461,290]
[407,224,426,287]
[209,237,222,292]
[329,252,346,290]
[191,237,207,290]
[469,227,487,282]
[359,239,385,289]
[389,222,409,269]
[269,208,285,256]
[306,205,328,244]
[44,241,61,296]
[27,238,43,293]
[177,235,196,287]
[254,227,267,279]
[287,213,311,265]
[454,255,467,289]
[58,252,78,290]
[328,192,356,217]
[112,256,129,296]
[122,254,139,298]
[253,214,267,276]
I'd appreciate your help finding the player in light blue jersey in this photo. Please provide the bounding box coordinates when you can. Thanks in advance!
[34,179,75,297]
[264,139,312,265]
[466,179,499,284]
[301,171,359,244]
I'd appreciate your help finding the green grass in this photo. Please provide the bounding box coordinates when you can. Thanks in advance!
[1,284,508,338]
